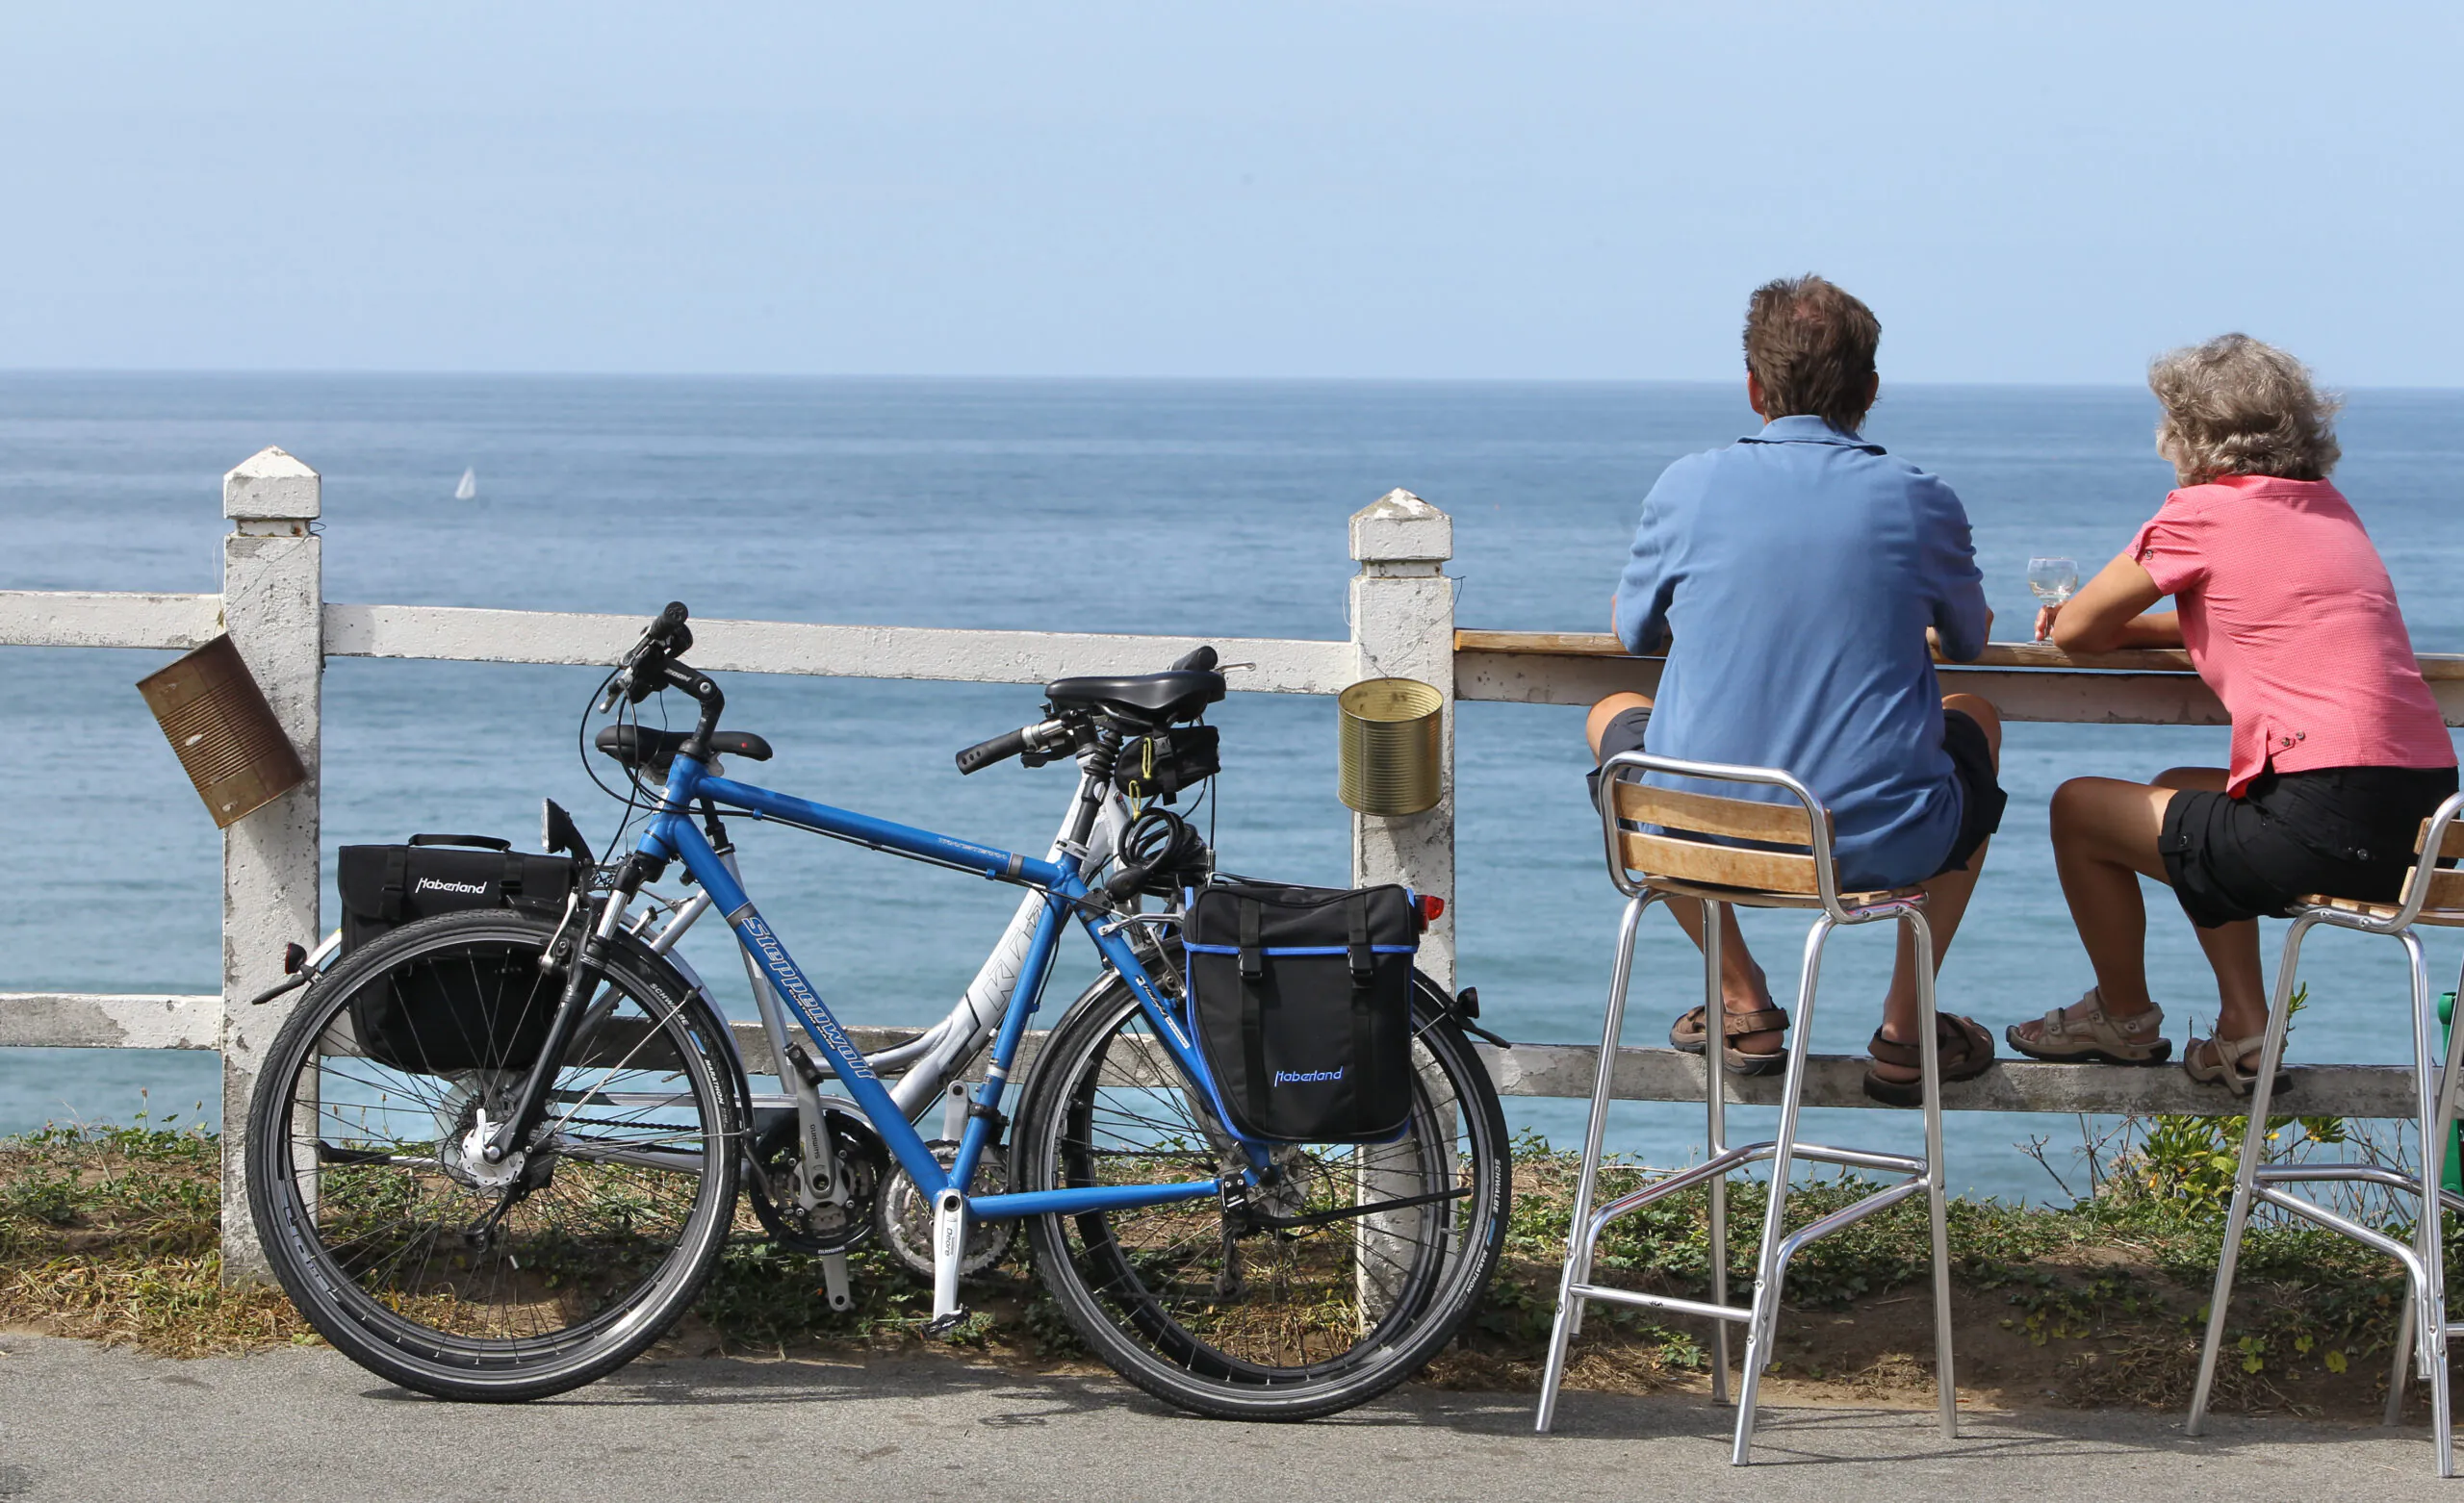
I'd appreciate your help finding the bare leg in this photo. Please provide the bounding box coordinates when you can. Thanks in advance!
[2158,767,2269,1041]
[1870,695,2000,1084]
[2016,764,2270,1063]
[1587,692,1778,1053]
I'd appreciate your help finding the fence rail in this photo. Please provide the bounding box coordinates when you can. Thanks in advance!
[5,446,2454,1271]
[0,991,2425,1122]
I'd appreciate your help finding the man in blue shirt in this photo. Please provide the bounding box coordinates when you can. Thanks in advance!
[1590,275,2005,1106]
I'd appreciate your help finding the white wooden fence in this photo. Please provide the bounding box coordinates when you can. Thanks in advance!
[5,447,2457,1272]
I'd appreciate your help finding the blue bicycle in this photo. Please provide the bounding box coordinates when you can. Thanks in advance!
[245,603,1510,1417]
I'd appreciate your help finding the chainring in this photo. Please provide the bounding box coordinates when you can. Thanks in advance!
[873,1139,1016,1282]
[744,1105,886,1256]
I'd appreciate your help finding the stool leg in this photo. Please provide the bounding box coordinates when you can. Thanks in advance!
[2390,1288,2418,1427]
[1732,915,1835,1466]
[2400,949,2464,1430]
[2400,930,2455,1477]
[1706,900,1732,1407]
[2426,940,2464,1444]
[1570,892,1660,1343]
[1906,905,1958,1439]
[1537,892,1653,1434]
[2188,913,2315,1436]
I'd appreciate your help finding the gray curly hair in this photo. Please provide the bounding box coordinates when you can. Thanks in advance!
[2148,333,2341,485]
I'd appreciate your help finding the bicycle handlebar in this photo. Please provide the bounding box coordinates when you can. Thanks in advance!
[955,726,1031,776]
[955,717,1072,776]
[599,602,697,711]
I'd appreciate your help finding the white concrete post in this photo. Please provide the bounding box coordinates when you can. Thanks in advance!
[1348,489,1455,989]
[218,447,322,1281]
[1348,490,1456,1319]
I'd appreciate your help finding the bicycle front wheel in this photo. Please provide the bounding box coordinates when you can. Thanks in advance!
[245,911,743,1401]
[1013,971,1509,1420]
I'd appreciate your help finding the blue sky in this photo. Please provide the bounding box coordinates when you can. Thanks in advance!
[2,3,2456,384]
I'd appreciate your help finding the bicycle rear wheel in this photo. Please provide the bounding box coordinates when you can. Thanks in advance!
[245,910,742,1401]
[1013,971,1509,1419]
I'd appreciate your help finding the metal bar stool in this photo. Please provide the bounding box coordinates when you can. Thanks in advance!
[2188,791,2464,1477]
[1533,752,1959,1463]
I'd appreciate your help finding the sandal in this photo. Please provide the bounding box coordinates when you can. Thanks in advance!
[2006,989,2171,1065]
[1861,1013,1996,1108]
[2183,1032,2289,1097]
[1669,1004,1789,1077]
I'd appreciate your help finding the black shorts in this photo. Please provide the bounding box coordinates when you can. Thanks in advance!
[1587,705,2006,879]
[2160,764,2460,929]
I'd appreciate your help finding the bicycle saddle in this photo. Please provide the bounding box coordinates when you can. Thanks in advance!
[594,725,774,773]
[1044,669,1225,725]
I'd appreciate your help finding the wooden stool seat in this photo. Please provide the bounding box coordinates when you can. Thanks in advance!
[1643,876,1924,912]
[2296,895,2464,927]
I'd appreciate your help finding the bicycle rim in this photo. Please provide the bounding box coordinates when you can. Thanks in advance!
[1015,975,1508,1419]
[247,912,741,1400]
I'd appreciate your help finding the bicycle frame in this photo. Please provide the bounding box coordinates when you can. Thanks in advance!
[629,750,1257,1233]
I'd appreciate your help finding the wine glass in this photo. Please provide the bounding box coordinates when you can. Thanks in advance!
[2027,556,2078,641]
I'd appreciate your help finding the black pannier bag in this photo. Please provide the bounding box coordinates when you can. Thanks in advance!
[1183,881,1419,1143]
[336,835,583,1075]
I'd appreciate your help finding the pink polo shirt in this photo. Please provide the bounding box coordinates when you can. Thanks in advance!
[2130,474,2453,796]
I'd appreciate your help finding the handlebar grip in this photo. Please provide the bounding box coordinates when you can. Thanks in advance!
[955,726,1031,776]
[658,603,693,656]
[1170,645,1219,672]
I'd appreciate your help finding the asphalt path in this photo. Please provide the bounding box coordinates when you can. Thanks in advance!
[1,1333,2454,1503]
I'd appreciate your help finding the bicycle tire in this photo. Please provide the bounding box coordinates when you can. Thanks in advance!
[245,910,743,1402]
[1012,969,1509,1420]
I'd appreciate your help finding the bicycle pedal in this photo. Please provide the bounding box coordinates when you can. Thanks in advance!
[921,1307,972,1337]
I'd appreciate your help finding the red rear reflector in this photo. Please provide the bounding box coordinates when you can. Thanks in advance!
[1418,895,1446,923]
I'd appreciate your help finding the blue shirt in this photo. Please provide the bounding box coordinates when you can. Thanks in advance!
[1611,416,1989,890]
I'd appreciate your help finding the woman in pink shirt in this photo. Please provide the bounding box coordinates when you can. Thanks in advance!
[2010,334,2456,1092]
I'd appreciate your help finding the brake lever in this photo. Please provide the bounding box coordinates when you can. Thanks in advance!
[594,672,629,715]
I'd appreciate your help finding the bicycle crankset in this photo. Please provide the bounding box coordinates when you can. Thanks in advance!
[874,1140,1016,1282]
[744,1104,886,1256]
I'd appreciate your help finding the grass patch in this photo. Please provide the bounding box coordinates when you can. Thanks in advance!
[0,1120,307,1356]
[0,1114,2446,1417]
[1440,1127,2439,1417]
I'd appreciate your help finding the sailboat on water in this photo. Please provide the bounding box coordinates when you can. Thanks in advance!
[454,468,477,501]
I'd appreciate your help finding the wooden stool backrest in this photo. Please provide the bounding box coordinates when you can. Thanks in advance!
[2403,811,2464,915]
[1607,772,1833,898]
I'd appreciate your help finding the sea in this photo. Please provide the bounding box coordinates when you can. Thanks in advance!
[5,373,2461,1203]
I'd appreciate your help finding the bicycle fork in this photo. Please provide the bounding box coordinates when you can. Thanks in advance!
[483,852,654,1168]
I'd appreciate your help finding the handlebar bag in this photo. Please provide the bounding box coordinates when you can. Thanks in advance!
[1183,880,1418,1143]
[336,837,583,1075]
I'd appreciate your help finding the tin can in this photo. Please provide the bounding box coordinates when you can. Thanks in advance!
[137,634,308,828]
[1337,677,1443,817]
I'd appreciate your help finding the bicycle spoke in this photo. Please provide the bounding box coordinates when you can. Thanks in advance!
[1020,988,1479,1388]
[263,922,734,1371]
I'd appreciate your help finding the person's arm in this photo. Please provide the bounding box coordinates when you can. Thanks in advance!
[1928,608,1995,657]
[1611,489,1678,654]
[2042,552,2176,651]
[1920,477,1990,662]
